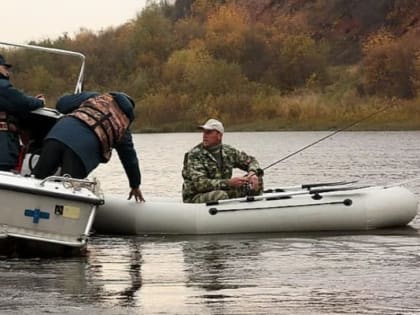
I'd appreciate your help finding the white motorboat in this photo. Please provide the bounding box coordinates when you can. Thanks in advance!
[0,42,103,256]
[93,182,419,235]
[0,172,103,256]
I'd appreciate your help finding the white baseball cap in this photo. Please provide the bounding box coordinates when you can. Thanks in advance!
[198,118,224,134]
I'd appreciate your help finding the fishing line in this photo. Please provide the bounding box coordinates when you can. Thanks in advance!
[384,177,420,188]
[263,104,392,171]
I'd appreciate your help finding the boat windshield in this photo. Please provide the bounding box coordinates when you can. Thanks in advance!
[0,41,85,93]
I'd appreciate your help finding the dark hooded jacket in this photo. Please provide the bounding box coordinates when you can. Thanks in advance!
[44,91,141,188]
[0,74,44,170]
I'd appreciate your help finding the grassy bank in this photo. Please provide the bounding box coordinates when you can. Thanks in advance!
[134,94,420,133]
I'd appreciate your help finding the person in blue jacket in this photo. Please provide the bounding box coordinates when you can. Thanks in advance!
[33,91,145,202]
[0,54,45,171]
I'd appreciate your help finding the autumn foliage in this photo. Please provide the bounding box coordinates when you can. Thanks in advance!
[1,0,419,131]
[361,30,419,98]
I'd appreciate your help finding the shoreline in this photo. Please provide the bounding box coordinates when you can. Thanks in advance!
[135,120,420,133]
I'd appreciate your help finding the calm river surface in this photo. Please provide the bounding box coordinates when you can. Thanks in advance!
[1,131,420,314]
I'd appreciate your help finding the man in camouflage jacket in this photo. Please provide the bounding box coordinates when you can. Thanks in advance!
[182,119,263,203]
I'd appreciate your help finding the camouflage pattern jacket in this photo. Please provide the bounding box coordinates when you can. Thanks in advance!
[182,143,262,202]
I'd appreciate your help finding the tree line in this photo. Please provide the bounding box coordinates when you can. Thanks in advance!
[2,0,419,131]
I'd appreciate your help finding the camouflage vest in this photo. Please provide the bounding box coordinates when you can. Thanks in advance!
[68,94,130,161]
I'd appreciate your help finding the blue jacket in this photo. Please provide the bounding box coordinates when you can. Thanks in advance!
[0,75,44,169]
[46,92,141,188]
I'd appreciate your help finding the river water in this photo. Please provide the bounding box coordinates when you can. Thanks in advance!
[1,131,420,314]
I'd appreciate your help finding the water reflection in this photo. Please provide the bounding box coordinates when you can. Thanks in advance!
[0,255,97,312]
[183,240,258,291]
[84,237,143,307]
[118,240,142,305]
[2,131,420,314]
[86,228,420,314]
[3,228,420,314]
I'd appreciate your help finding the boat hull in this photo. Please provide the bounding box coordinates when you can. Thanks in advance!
[0,172,103,255]
[93,186,419,235]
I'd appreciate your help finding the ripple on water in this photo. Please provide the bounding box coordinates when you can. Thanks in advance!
[2,131,420,314]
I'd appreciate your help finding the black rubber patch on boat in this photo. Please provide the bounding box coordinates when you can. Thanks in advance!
[55,205,64,215]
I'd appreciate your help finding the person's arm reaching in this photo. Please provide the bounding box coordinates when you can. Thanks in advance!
[115,130,145,202]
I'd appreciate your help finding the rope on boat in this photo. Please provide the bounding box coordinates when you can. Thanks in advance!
[208,199,352,215]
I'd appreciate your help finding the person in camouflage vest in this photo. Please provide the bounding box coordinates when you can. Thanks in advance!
[182,118,263,203]
[33,91,145,202]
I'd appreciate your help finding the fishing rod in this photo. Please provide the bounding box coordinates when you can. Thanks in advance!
[263,104,392,171]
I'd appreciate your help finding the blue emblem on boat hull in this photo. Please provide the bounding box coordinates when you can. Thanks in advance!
[24,208,50,224]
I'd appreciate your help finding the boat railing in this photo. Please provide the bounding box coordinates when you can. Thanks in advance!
[0,41,85,93]
[39,175,99,192]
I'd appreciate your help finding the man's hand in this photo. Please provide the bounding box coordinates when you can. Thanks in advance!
[36,94,46,105]
[245,172,259,190]
[128,187,145,202]
[228,176,249,188]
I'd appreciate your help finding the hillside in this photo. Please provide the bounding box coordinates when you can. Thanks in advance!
[1,0,420,131]
[176,0,420,63]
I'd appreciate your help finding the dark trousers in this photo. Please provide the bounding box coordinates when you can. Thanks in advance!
[33,139,87,179]
[0,165,14,172]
